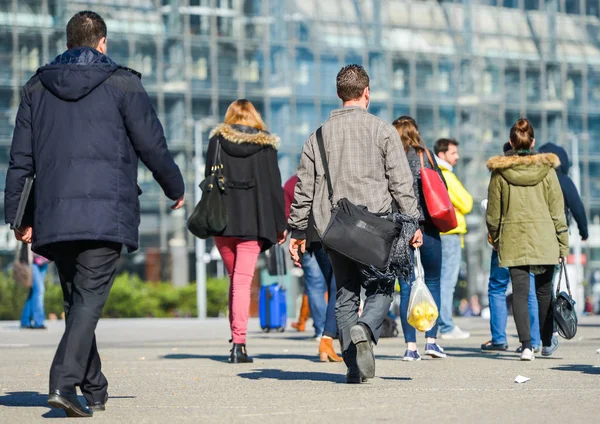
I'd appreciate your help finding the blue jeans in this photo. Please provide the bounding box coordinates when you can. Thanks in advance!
[488,250,540,347]
[302,247,337,338]
[399,225,442,342]
[21,263,48,328]
[313,246,337,338]
[439,234,461,334]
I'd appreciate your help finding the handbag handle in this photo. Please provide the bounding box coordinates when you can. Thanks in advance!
[210,140,223,175]
[555,261,572,298]
[315,127,335,209]
[418,149,436,170]
[413,247,424,282]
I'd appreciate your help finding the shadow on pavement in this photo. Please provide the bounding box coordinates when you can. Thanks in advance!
[0,391,62,418]
[161,353,320,362]
[443,347,516,361]
[551,364,600,375]
[238,369,345,383]
[379,376,412,381]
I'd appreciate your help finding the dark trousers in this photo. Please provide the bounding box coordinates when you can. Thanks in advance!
[328,250,393,368]
[48,241,121,403]
[509,265,555,348]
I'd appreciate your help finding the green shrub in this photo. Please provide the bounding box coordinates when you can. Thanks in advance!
[0,271,230,320]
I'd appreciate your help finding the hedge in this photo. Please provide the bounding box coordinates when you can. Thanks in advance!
[0,272,229,320]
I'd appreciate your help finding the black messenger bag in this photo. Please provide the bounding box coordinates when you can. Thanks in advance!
[315,127,398,271]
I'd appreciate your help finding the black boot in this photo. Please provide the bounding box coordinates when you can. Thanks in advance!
[230,343,253,363]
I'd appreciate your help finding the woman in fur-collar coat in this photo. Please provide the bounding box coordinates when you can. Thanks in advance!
[486,118,568,361]
[206,100,286,363]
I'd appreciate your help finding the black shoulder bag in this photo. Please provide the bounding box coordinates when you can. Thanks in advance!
[187,141,228,239]
[553,261,578,340]
[315,127,399,271]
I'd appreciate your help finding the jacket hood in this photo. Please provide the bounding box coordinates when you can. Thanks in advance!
[486,153,560,186]
[538,142,569,174]
[38,47,119,101]
[210,123,280,158]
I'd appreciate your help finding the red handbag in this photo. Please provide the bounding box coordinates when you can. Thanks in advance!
[419,149,458,232]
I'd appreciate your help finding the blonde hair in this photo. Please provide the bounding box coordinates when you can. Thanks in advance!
[392,115,424,153]
[224,99,266,131]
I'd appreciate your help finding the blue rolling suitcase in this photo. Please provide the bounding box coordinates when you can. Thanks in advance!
[259,283,287,332]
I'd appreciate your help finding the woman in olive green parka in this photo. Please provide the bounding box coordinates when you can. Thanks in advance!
[486,119,568,361]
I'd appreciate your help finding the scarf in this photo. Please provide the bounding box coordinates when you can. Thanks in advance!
[361,213,419,295]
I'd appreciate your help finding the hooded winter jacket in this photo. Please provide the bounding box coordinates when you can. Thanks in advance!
[206,123,286,251]
[4,47,185,257]
[537,142,588,240]
[486,152,569,268]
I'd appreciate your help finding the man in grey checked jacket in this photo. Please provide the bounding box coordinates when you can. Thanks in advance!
[288,65,422,384]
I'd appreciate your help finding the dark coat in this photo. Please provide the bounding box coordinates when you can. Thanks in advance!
[538,142,589,240]
[4,47,185,257]
[206,124,286,251]
[405,147,446,225]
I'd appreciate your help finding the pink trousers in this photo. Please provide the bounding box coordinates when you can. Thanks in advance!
[214,237,262,344]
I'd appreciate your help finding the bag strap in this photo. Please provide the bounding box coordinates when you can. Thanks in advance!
[418,149,436,170]
[315,127,335,208]
[211,141,223,175]
[413,247,424,282]
[555,261,572,297]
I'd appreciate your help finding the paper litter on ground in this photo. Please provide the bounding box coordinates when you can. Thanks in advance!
[515,375,530,384]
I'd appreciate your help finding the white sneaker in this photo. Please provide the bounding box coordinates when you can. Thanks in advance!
[440,326,470,340]
[520,348,535,361]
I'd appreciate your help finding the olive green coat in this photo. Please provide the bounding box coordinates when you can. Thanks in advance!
[486,153,569,268]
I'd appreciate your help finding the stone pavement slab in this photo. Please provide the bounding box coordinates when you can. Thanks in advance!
[1,316,600,423]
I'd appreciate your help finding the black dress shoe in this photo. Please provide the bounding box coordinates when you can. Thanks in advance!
[88,393,109,412]
[350,323,375,380]
[346,366,367,384]
[230,343,253,363]
[481,340,509,352]
[48,390,92,418]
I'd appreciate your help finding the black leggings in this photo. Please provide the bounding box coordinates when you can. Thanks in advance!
[509,266,555,349]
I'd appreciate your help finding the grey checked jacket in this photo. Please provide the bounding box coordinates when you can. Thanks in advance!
[288,106,419,239]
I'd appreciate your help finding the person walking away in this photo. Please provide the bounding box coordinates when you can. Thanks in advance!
[486,119,569,361]
[288,65,421,383]
[4,11,185,417]
[207,99,286,364]
[284,175,341,361]
[434,138,473,340]
[481,143,541,353]
[538,142,588,355]
[21,249,51,330]
[392,116,446,361]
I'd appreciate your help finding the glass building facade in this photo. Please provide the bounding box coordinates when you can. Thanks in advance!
[1,0,599,280]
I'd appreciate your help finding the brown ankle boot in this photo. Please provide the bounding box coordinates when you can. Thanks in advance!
[292,294,310,332]
[319,336,343,362]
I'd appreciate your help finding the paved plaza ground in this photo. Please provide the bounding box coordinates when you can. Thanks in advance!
[1,316,600,423]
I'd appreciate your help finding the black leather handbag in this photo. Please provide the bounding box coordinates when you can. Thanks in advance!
[187,141,228,239]
[553,262,578,340]
[315,127,399,271]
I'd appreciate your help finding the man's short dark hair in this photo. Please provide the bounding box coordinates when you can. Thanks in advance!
[66,11,107,49]
[434,138,459,155]
[336,65,370,102]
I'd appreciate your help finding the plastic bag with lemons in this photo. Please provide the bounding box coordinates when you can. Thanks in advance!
[407,248,439,332]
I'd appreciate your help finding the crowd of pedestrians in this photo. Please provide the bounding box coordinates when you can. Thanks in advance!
[3,9,586,417]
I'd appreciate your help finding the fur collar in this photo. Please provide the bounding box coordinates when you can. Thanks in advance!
[487,152,560,171]
[210,124,280,149]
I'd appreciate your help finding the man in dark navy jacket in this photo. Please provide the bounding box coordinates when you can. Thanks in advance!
[538,142,588,241]
[4,11,185,417]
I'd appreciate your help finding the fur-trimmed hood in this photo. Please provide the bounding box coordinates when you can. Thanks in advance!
[210,123,279,148]
[487,152,560,187]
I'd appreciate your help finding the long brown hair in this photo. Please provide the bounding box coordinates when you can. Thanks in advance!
[224,99,266,131]
[392,115,424,153]
[509,118,534,151]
